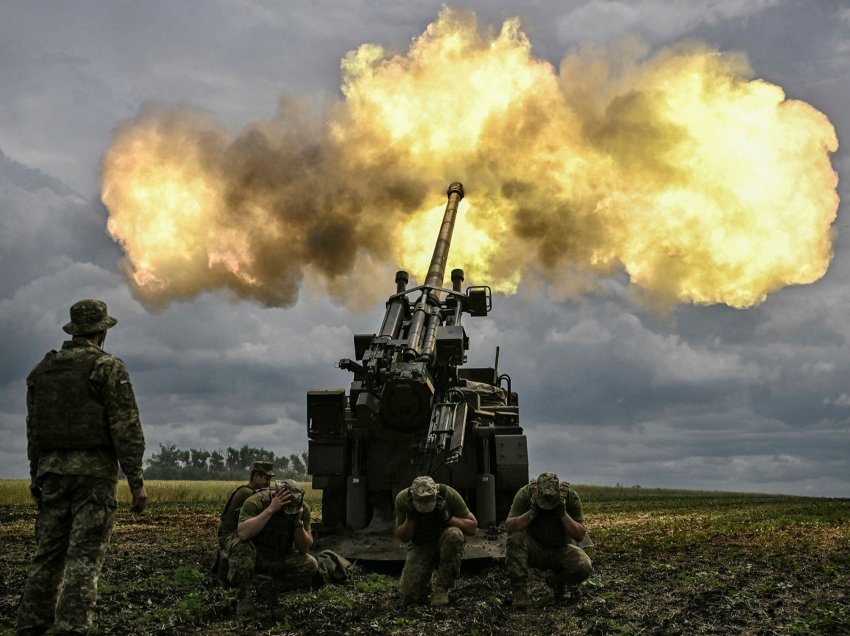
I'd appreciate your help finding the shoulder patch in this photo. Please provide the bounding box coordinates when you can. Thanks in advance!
[118,371,130,385]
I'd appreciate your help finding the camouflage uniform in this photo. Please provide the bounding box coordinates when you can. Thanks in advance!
[505,475,593,598]
[16,300,145,636]
[213,461,274,581]
[228,483,318,601]
[394,478,470,604]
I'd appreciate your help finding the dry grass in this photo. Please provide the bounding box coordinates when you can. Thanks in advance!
[0,479,316,505]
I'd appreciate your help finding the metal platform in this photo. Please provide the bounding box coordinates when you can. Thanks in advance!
[313,526,509,562]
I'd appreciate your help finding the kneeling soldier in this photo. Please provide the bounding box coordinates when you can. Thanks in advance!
[394,476,478,607]
[229,479,319,615]
[505,472,593,608]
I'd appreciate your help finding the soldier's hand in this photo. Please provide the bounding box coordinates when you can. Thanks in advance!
[528,499,540,520]
[131,486,148,513]
[268,488,290,513]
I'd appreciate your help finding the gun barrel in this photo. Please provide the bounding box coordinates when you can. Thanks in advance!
[423,182,464,288]
[404,183,464,360]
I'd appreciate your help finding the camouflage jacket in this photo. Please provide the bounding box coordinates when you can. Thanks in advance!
[238,490,312,560]
[27,339,146,491]
[394,483,470,544]
[509,480,585,549]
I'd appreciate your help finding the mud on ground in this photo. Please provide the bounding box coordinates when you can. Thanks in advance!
[1,491,848,635]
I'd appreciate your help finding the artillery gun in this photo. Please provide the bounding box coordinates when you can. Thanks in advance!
[307,182,528,560]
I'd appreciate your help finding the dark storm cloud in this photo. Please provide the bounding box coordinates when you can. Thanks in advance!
[466,241,850,496]
[0,231,381,477]
[0,1,848,496]
[0,151,121,299]
[472,289,759,424]
[0,151,381,475]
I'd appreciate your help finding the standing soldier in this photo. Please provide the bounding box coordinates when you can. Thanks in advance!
[394,476,478,607]
[16,299,147,635]
[212,461,274,581]
[229,479,319,615]
[504,472,593,608]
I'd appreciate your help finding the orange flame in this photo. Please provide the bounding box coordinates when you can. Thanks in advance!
[101,9,838,310]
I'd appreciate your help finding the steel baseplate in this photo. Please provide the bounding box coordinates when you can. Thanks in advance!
[313,526,509,562]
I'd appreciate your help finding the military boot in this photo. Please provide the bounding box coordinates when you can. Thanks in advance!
[236,585,256,617]
[236,596,255,617]
[255,575,278,604]
[546,572,569,601]
[511,585,529,609]
[430,586,450,607]
[234,574,256,616]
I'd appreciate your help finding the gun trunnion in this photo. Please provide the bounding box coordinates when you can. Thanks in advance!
[307,182,528,560]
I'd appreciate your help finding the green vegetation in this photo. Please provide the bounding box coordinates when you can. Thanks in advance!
[0,486,847,634]
[144,443,308,480]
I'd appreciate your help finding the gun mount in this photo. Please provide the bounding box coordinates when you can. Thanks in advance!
[307,182,528,560]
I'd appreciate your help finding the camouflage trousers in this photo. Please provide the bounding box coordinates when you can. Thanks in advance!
[505,531,592,591]
[399,526,465,604]
[16,474,117,635]
[226,537,318,599]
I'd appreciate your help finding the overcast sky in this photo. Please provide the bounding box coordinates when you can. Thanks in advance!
[1,0,847,497]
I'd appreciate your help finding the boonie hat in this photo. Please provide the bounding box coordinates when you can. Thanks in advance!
[275,479,305,514]
[63,299,118,336]
[410,476,438,513]
[535,472,562,509]
[252,461,275,477]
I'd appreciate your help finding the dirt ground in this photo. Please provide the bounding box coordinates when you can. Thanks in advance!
[1,490,848,635]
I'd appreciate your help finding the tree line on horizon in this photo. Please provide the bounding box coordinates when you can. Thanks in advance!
[144,443,309,481]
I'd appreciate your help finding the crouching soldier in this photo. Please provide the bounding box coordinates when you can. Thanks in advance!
[228,479,319,615]
[213,461,274,581]
[505,472,593,608]
[394,476,478,607]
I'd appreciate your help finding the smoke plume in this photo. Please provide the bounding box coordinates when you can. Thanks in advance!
[101,8,839,310]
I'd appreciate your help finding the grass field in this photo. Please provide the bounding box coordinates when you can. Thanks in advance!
[1,481,848,635]
[0,479,318,505]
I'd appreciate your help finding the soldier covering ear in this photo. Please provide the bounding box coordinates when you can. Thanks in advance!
[394,476,478,607]
[504,472,593,608]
